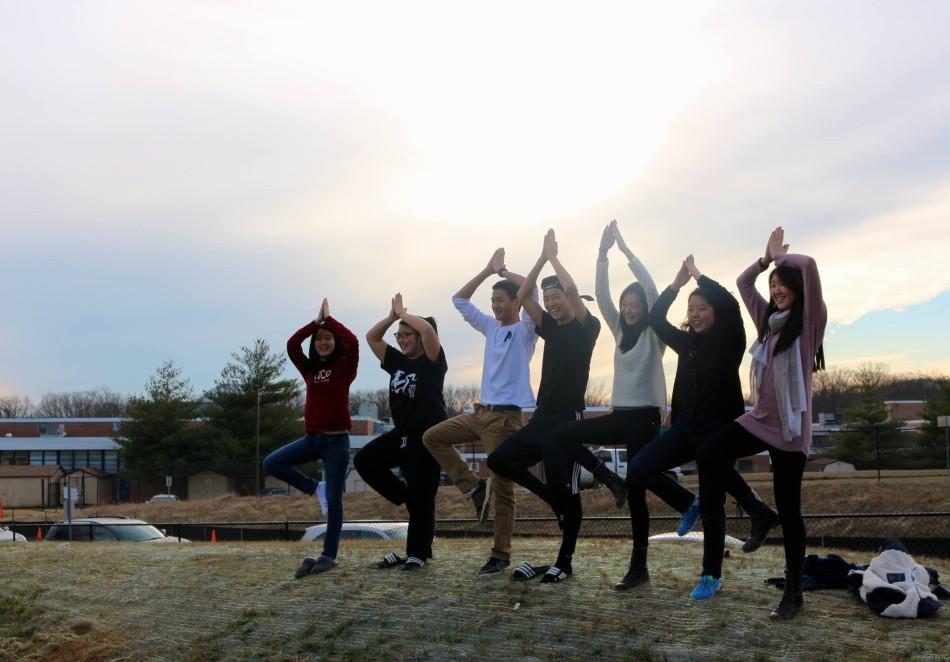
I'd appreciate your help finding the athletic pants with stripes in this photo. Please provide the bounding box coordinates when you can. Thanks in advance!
[487,409,583,566]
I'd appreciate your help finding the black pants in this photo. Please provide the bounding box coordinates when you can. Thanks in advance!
[487,409,582,565]
[353,427,441,560]
[553,408,693,549]
[696,421,806,578]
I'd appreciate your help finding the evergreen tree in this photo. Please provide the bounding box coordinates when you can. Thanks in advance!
[118,361,203,481]
[204,338,303,493]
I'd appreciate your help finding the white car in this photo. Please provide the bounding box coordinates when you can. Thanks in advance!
[43,517,190,543]
[0,526,27,543]
[301,522,409,542]
[148,494,178,503]
[578,447,684,487]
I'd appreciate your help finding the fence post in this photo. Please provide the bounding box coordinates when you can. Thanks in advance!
[284,521,289,541]
[874,425,881,482]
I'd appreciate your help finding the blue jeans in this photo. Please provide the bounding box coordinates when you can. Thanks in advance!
[263,432,350,559]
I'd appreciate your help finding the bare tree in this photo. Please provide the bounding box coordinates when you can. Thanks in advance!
[35,387,128,417]
[0,395,34,417]
[444,384,480,416]
[584,381,612,407]
[349,388,391,420]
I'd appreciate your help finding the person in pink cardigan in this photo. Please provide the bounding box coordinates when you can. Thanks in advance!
[690,227,827,620]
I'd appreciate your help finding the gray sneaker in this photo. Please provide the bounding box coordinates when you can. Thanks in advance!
[310,555,339,575]
[294,556,319,579]
[477,556,510,576]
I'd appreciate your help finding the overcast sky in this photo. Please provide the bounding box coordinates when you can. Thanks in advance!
[3,1,950,404]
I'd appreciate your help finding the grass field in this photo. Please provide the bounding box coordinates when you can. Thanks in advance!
[1,537,948,661]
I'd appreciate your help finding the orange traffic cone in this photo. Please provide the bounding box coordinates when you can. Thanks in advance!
[210,529,217,543]
[36,527,43,542]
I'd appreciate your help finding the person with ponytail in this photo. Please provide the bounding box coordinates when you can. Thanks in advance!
[264,297,358,578]
[354,293,447,572]
[692,227,827,620]
[552,220,695,590]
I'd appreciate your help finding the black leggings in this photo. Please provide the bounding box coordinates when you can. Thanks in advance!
[696,421,806,578]
[552,408,692,549]
[353,427,441,560]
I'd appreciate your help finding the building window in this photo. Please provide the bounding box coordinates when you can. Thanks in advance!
[104,451,118,473]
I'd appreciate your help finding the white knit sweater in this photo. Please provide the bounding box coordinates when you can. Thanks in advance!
[595,255,667,412]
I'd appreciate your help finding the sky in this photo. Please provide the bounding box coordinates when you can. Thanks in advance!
[3,1,950,404]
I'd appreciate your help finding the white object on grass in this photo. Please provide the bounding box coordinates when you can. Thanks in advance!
[649,531,744,549]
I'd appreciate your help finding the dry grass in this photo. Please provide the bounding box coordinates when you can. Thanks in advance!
[5,471,947,527]
[1,537,947,661]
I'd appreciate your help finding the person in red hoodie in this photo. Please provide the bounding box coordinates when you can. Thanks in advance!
[264,297,358,577]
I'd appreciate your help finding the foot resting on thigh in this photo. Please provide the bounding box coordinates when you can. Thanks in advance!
[677,500,701,537]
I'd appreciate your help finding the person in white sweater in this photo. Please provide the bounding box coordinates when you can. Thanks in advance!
[552,220,696,590]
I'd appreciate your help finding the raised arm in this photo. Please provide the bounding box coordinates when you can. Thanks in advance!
[287,320,319,376]
[595,224,620,333]
[648,261,691,353]
[366,304,399,363]
[319,301,359,380]
[612,222,659,306]
[455,248,505,300]
[392,293,442,362]
[544,229,589,321]
[768,227,827,333]
[688,255,745,361]
[517,246,547,328]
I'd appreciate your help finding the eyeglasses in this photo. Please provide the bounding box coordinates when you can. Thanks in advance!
[393,332,418,340]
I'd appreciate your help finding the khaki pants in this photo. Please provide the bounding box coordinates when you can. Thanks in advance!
[422,407,524,561]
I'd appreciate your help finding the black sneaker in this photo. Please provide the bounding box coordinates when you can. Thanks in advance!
[540,565,572,583]
[309,555,338,575]
[511,562,550,581]
[294,556,319,579]
[743,506,779,553]
[471,479,491,523]
[402,556,426,571]
[376,552,405,569]
[477,556,510,576]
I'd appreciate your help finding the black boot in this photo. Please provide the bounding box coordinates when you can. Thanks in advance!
[742,498,779,553]
[592,461,626,508]
[769,565,803,620]
[614,547,649,591]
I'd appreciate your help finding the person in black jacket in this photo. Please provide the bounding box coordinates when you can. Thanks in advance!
[620,256,775,590]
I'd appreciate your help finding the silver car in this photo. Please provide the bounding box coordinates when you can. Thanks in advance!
[44,517,190,543]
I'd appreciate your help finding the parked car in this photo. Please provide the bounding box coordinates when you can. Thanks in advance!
[578,447,684,487]
[149,494,178,503]
[43,517,190,543]
[0,526,26,543]
[301,522,409,542]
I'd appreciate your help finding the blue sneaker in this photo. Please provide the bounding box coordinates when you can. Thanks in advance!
[690,575,721,600]
[677,503,701,536]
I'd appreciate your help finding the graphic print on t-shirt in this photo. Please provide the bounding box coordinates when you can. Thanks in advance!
[313,369,333,384]
[391,370,418,398]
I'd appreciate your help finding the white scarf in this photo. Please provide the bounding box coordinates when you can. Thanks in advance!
[749,310,807,442]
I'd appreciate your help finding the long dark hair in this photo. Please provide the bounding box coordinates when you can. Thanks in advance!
[308,326,345,370]
[757,266,825,372]
[618,282,648,353]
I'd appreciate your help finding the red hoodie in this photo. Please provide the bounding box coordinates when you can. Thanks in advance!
[287,316,359,433]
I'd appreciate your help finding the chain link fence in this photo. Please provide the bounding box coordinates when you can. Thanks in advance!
[9,511,950,558]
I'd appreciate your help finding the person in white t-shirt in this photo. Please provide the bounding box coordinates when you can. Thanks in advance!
[423,247,538,576]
